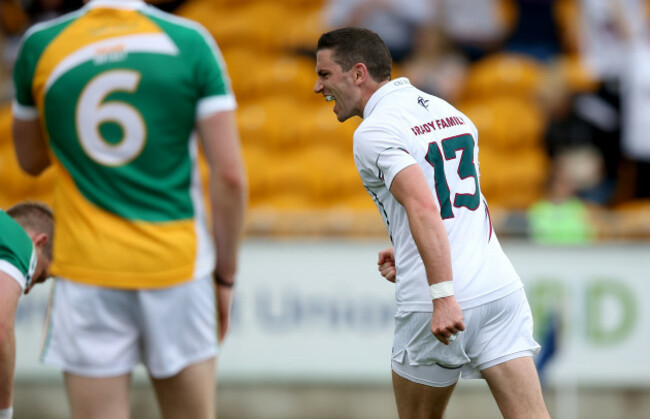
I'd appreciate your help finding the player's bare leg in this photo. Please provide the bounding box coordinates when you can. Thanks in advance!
[64,373,131,419]
[150,357,216,419]
[481,356,550,419]
[392,370,455,419]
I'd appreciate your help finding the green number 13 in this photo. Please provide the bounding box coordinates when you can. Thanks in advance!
[425,134,480,219]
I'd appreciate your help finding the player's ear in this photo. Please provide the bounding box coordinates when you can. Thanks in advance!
[31,232,49,248]
[351,63,369,85]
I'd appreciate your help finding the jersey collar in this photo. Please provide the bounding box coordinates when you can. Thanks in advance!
[87,0,147,10]
[363,77,412,119]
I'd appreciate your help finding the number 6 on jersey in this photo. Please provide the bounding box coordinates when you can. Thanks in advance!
[77,69,145,167]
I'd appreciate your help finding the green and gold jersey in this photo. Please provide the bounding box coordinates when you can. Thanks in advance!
[0,210,37,291]
[12,0,236,289]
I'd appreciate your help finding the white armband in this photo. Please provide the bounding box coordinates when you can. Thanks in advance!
[429,281,454,300]
[0,407,13,419]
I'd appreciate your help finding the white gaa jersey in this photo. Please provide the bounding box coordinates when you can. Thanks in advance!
[354,78,522,313]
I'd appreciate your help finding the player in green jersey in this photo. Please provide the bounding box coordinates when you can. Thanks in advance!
[11,1,247,418]
[0,202,53,419]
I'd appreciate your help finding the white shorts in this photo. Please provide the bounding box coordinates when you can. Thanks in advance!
[40,275,217,379]
[391,288,541,387]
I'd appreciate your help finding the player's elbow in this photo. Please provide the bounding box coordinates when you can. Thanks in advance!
[12,122,51,175]
[216,168,248,197]
[16,157,49,176]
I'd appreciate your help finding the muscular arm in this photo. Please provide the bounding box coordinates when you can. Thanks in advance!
[197,110,247,341]
[390,164,452,286]
[0,273,22,409]
[11,118,50,176]
[390,164,464,344]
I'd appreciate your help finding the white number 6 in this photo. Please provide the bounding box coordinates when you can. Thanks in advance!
[76,70,146,166]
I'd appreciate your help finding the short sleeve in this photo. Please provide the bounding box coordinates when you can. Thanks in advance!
[0,239,35,292]
[354,122,416,190]
[0,211,37,291]
[0,260,28,290]
[192,27,237,120]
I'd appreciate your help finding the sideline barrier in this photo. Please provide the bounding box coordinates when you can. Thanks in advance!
[15,240,650,387]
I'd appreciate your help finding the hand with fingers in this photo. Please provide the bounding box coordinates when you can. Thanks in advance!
[214,272,235,343]
[431,295,465,345]
[377,247,396,283]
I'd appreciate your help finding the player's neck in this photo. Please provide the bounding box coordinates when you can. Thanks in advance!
[360,79,390,119]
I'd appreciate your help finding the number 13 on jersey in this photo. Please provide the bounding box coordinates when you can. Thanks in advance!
[425,133,481,219]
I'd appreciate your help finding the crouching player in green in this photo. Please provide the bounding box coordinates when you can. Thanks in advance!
[0,202,53,419]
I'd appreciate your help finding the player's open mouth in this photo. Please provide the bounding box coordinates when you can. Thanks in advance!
[325,95,335,102]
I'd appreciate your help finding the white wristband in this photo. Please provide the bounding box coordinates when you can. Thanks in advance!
[0,407,13,419]
[429,281,454,300]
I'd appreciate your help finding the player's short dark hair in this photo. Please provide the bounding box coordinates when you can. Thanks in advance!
[317,27,392,82]
[7,201,54,260]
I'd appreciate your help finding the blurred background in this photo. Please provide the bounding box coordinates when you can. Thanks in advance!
[2,0,650,418]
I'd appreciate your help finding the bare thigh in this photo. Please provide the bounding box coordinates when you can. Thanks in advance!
[481,356,550,419]
[150,357,216,419]
[65,373,131,419]
[392,370,456,419]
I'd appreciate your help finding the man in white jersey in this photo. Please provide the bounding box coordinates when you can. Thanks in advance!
[314,27,550,418]
[11,1,247,418]
[0,202,53,419]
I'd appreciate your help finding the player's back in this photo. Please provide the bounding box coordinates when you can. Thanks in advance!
[13,0,235,288]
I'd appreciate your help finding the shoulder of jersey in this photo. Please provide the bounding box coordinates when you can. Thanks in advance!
[19,7,85,45]
[140,4,214,39]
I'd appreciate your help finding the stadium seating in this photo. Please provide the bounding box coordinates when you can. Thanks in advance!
[457,52,549,211]
[1,0,639,239]
[461,53,546,101]
[0,0,557,235]
[612,199,650,240]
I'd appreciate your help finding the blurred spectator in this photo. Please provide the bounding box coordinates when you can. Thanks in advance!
[528,150,598,244]
[504,0,562,61]
[539,62,620,205]
[621,44,650,199]
[0,0,27,102]
[399,26,468,103]
[323,0,434,62]
[616,0,650,199]
[577,0,645,81]
[576,0,650,200]
[435,0,513,62]
[0,0,83,102]
[20,0,83,23]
